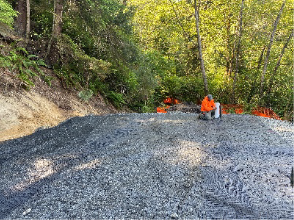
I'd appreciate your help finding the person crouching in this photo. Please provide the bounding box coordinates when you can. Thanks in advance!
[200,94,216,120]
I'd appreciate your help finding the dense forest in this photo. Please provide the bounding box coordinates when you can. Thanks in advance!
[0,0,293,120]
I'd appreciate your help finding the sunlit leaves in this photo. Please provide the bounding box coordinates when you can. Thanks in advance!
[0,0,17,27]
[128,0,293,117]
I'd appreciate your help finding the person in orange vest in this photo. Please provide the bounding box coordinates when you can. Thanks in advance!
[199,94,216,120]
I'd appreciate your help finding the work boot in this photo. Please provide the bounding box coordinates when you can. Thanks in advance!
[199,113,206,120]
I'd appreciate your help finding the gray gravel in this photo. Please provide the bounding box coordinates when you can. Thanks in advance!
[0,113,293,219]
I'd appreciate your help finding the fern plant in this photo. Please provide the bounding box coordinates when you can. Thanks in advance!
[107,91,126,108]
[78,89,93,102]
[0,46,51,89]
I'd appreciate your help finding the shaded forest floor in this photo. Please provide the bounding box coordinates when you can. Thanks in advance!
[0,67,119,142]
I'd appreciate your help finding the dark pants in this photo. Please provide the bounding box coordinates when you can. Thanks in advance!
[201,110,215,120]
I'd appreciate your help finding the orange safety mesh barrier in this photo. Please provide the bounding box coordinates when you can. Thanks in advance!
[251,107,281,120]
[221,104,243,114]
[221,104,281,120]
[157,101,281,120]
[158,97,180,113]
[156,105,170,113]
[164,97,180,105]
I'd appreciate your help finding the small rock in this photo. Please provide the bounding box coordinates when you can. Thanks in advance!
[22,208,31,216]
[170,212,178,219]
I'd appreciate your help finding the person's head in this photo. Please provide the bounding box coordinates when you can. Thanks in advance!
[207,94,213,101]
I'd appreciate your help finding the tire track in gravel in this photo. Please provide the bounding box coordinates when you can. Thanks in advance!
[0,113,293,219]
[147,118,203,217]
[193,115,293,219]
[176,118,256,219]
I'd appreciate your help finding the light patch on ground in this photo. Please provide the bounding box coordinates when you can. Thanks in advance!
[272,125,294,133]
[74,159,102,171]
[10,158,54,192]
[176,141,206,167]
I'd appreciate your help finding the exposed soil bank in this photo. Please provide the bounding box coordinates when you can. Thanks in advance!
[0,70,118,142]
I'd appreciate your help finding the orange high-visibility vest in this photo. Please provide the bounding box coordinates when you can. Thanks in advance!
[201,96,216,112]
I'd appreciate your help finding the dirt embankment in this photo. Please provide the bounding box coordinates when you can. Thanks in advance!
[0,68,118,142]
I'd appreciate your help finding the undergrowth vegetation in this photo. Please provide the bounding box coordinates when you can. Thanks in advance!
[0,44,50,89]
[0,0,293,121]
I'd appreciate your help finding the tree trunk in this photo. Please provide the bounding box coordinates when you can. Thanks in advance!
[232,0,245,103]
[194,0,208,95]
[260,0,285,96]
[52,0,64,37]
[225,12,233,77]
[25,0,30,44]
[46,0,64,58]
[15,0,26,37]
[267,30,293,95]
[247,45,266,103]
[257,46,266,69]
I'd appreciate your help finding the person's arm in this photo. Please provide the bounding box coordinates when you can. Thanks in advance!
[212,100,216,109]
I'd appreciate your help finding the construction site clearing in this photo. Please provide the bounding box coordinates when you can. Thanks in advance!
[157,97,281,120]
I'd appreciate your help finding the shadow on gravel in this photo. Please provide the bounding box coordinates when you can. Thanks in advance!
[0,115,193,218]
[0,116,99,218]
[0,149,101,218]
[1,168,59,218]
[0,114,293,219]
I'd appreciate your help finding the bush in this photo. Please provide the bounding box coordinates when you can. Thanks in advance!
[0,0,17,27]
[107,91,126,108]
[78,89,93,102]
[0,46,49,89]
[155,75,204,104]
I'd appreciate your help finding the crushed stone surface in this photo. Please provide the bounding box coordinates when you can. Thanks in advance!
[0,113,293,219]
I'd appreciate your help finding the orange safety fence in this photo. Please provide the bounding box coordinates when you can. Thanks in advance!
[221,104,281,120]
[156,105,170,113]
[252,107,281,120]
[221,104,243,114]
[157,100,281,120]
[164,97,180,105]
[158,97,180,113]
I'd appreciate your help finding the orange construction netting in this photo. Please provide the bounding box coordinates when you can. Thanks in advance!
[163,97,180,105]
[221,104,281,120]
[157,99,281,120]
[157,97,179,113]
[156,105,170,113]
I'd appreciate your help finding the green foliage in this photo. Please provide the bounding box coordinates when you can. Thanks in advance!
[78,89,94,102]
[0,0,17,27]
[107,91,126,108]
[63,0,136,63]
[154,75,204,104]
[127,0,293,118]
[55,34,112,89]
[36,0,141,108]
[0,46,49,89]
[6,0,292,118]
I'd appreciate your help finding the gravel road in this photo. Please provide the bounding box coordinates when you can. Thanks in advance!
[0,113,293,219]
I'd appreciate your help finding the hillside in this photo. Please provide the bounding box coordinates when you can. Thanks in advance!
[0,68,119,142]
[0,0,293,218]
